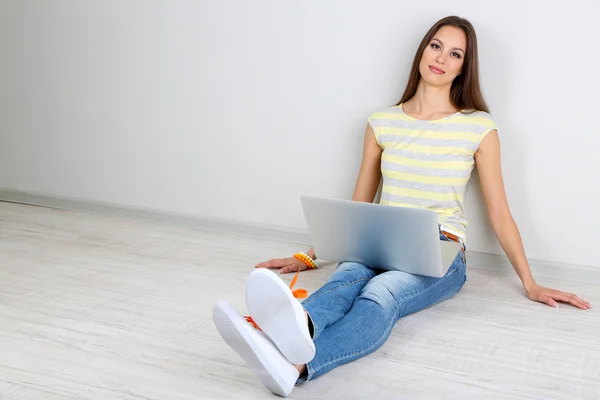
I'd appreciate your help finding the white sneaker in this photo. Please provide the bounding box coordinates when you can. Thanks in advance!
[212,300,299,397]
[246,268,315,365]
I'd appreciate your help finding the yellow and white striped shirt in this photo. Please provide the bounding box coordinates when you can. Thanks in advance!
[368,104,498,242]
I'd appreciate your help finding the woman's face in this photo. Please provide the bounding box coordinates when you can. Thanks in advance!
[419,25,467,87]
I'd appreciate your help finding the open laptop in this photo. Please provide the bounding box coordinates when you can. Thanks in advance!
[300,196,463,278]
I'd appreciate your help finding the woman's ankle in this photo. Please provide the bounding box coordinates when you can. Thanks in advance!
[293,363,307,375]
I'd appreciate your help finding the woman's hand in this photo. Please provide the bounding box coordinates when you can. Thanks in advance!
[255,257,308,274]
[525,283,591,309]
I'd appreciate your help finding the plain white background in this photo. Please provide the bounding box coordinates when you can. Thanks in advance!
[0,0,598,267]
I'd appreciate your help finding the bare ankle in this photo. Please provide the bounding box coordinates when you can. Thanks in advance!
[293,363,306,375]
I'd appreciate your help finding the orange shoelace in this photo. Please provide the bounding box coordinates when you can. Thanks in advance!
[245,269,307,331]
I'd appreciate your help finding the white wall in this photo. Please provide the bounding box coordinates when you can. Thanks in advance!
[1,0,598,267]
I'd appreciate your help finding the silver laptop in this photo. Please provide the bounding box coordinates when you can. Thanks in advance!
[300,196,463,278]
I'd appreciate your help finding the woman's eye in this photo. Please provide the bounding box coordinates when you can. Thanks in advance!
[451,52,462,59]
[430,43,441,50]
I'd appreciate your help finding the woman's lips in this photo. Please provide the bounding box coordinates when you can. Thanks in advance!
[429,66,445,74]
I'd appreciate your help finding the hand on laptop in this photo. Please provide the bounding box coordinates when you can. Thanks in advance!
[255,257,308,275]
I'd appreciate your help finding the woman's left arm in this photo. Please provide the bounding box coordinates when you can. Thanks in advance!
[475,130,591,310]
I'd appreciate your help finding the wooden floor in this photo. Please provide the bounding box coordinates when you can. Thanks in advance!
[0,201,598,400]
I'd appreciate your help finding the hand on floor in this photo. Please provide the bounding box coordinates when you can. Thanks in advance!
[255,256,308,274]
[525,284,591,309]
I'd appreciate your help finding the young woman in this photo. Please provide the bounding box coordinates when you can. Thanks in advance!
[212,15,591,397]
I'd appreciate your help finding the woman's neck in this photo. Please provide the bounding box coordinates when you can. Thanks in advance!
[403,81,456,118]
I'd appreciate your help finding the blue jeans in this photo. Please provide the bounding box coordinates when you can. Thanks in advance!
[298,235,467,382]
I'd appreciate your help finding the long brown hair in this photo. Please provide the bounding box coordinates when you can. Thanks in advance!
[396,16,489,113]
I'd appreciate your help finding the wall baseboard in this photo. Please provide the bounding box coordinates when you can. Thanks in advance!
[0,188,310,245]
[1,188,598,284]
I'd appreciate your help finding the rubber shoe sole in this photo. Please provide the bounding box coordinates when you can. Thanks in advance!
[246,269,315,365]
[212,300,299,397]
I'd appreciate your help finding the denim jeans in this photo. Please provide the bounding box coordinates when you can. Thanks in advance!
[298,234,467,382]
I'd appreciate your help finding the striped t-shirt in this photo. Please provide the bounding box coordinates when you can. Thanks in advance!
[368,104,498,242]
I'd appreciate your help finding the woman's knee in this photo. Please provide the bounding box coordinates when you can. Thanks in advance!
[356,275,400,315]
[333,262,376,282]
[360,266,466,319]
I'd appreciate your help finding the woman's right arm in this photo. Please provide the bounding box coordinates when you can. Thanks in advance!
[256,124,383,274]
[351,123,384,203]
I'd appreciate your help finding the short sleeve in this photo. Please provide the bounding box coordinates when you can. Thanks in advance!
[367,112,385,147]
[476,113,499,147]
